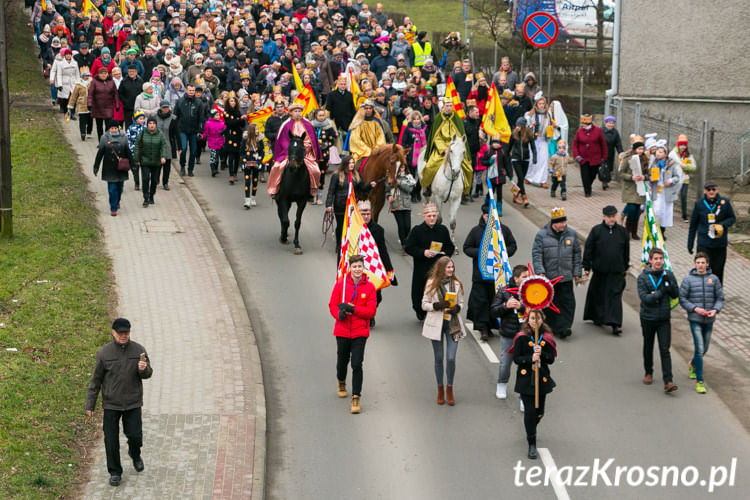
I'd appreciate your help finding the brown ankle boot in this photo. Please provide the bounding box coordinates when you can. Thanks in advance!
[350,395,361,413]
[337,380,347,398]
[522,194,529,207]
[446,385,455,406]
[513,192,522,205]
[627,221,640,240]
[437,385,445,405]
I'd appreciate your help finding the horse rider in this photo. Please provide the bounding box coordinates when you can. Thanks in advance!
[347,99,388,166]
[267,101,322,199]
[421,97,473,199]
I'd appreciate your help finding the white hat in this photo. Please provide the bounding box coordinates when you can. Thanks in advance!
[534,90,544,101]
[644,137,657,150]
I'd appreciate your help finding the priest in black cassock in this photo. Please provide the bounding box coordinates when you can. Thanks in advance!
[405,203,456,320]
[582,205,630,336]
[463,202,517,341]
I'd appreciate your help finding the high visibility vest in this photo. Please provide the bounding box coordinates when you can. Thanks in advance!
[412,42,432,67]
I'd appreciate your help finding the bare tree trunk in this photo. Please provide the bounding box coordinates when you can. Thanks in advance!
[595,0,605,77]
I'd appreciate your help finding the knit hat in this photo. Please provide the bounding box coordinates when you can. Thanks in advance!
[677,134,689,146]
[550,207,567,223]
[133,110,146,121]
[604,115,616,123]
[147,116,158,125]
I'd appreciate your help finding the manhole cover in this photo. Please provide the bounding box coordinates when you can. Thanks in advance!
[144,220,181,233]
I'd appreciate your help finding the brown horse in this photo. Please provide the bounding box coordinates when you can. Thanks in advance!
[359,144,409,222]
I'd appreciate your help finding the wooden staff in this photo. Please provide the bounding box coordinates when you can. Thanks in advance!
[534,324,540,409]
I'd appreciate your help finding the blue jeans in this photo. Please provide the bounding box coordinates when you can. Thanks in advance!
[497,335,514,384]
[179,132,198,173]
[431,321,458,386]
[690,321,713,382]
[107,181,124,212]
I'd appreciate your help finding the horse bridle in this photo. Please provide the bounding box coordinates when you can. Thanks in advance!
[441,141,462,203]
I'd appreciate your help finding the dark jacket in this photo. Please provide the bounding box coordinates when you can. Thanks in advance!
[679,268,724,324]
[118,75,144,111]
[222,106,246,153]
[532,223,581,282]
[154,109,180,158]
[85,338,153,411]
[688,195,736,250]
[463,116,481,160]
[93,131,132,182]
[87,77,120,119]
[463,215,517,283]
[637,265,679,322]
[601,126,623,167]
[326,89,356,131]
[368,221,393,273]
[490,277,527,338]
[134,128,168,166]
[326,173,372,213]
[582,222,630,273]
[173,95,205,135]
[513,332,556,396]
[508,133,537,163]
[264,113,287,147]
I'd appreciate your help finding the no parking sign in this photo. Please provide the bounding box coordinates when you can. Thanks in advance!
[523,12,559,48]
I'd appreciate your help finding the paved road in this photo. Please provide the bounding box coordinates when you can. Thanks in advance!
[189,168,750,500]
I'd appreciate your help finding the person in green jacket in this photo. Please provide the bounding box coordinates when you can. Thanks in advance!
[134,116,169,207]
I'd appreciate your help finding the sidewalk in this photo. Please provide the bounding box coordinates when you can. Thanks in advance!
[518,164,750,364]
[63,123,265,499]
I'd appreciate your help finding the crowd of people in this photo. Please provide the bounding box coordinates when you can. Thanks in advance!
[38,0,734,481]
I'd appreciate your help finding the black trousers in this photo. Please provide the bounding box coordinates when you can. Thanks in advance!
[336,336,367,396]
[140,165,161,200]
[227,151,240,176]
[392,210,411,246]
[244,166,259,196]
[95,118,107,140]
[512,160,529,195]
[103,407,143,476]
[78,112,93,137]
[520,393,547,445]
[697,245,727,285]
[550,175,567,195]
[580,162,599,196]
[161,159,172,186]
[334,212,345,263]
[124,110,134,128]
[640,319,673,384]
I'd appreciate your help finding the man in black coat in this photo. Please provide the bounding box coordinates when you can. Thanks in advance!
[405,203,456,320]
[359,201,396,326]
[582,205,630,335]
[74,42,96,71]
[463,204,517,340]
[326,74,356,136]
[118,64,144,127]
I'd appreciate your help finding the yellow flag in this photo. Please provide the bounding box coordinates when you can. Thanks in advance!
[348,69,361,110]
[291,62,304,93]
[120,0,128,17]
[138,0,147,10]
[293,84,319,117]
[482,83,511,143]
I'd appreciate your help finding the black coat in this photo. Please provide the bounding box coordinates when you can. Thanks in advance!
[601,126,623,168]
[582,222,629,273]
[463,116,482,160]
[513,333,556,396]
[222,107,246,153]
[326,89,356,131]
[93,132,132,183]
[264,113,287,148]
[405,222,455,311]
[368,221,393,273]
[490,278,527,338]
[118,76,143,111]
[637,266,679,322]
[325,173,372,214]
[462,216,517,283]
[173,95,205,135]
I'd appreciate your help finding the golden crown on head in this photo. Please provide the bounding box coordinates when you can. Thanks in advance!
[550,207,566,220]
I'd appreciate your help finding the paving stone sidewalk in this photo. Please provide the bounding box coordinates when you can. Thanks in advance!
[515,164,750,364]
[63,123,265,499]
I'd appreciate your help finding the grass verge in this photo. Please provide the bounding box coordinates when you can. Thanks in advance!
[0,2,114,498]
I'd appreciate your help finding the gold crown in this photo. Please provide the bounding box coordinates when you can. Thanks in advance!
[550,207,566,219]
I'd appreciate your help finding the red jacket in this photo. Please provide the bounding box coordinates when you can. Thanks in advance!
[328,273,377,339]
[572,126,607,166]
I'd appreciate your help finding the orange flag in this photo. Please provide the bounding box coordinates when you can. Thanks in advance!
[445,76,466,119]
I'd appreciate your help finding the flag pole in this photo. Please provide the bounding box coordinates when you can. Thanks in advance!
[534,324,540,409]
[341,173,354,303]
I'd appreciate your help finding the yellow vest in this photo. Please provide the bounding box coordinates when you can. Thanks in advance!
[412,41,432,67]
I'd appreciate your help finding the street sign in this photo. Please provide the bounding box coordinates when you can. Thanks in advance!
[523,12,559,48]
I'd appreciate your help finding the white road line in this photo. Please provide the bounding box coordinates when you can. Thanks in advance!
[463,319,500,363]
[538,447,571,500]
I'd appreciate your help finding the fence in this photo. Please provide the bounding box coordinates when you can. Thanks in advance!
[610,99,743,183]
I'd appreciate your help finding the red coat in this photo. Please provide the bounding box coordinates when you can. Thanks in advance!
[328,274,377,339]
[87,76,120,120]
[90,57,115,78]
[572,126,607,166]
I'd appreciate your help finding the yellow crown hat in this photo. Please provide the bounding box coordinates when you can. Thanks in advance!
[550,207,567,222]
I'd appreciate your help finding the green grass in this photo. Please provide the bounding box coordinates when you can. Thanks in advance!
[0,2,114,498]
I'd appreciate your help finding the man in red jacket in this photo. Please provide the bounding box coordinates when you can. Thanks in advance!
[572,114,607,197]
[328,254,378,413]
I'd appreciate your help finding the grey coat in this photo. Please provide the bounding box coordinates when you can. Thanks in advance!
[387,173,416,211]
[532,223,582,282]
[647,158,682,204]
[679,268,724,324]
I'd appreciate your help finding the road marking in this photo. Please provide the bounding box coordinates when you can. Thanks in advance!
[538,447,571,500]
[463,320,500,363]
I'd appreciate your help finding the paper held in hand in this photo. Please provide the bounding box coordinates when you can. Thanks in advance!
[443,291,457,320]
[429,241,443,253]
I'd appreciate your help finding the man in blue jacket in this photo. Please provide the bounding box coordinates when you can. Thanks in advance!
[687,180,735,285]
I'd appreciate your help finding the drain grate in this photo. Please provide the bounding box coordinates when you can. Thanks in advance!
[143,220,181,233]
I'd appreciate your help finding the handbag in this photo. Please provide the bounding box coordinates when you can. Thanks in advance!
[598,162,611,183]
[107,137,131,172]
[389,187,401,212]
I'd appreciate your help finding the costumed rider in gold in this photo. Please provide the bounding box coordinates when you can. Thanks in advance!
[347,99,388,165]
[421,96,473,198]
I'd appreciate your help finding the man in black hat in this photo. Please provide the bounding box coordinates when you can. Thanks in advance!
[74,42,96,71]
[86,319,153,487]
[118,64,144,128]
[582,205,630,335]
[688,180,736,284]
[463,201,517,340]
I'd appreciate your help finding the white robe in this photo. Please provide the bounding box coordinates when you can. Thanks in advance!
[524,110,552,185]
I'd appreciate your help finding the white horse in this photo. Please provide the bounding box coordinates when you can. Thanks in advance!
[417,134,465,245]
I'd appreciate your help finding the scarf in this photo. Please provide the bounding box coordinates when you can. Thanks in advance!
[142,91,154,100]
[311,118,331,129]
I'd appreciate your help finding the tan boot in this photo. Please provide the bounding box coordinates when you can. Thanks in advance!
[446,386,455,406]
[513,192,522,205]
[350,395,361,414]
[522,194,529,207]
[337,380,347,398]
[437,385,445,405]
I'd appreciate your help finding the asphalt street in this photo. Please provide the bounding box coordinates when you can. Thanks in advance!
[187,167,750,500]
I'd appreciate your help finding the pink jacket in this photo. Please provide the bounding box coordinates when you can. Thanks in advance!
[203,117,226,150]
